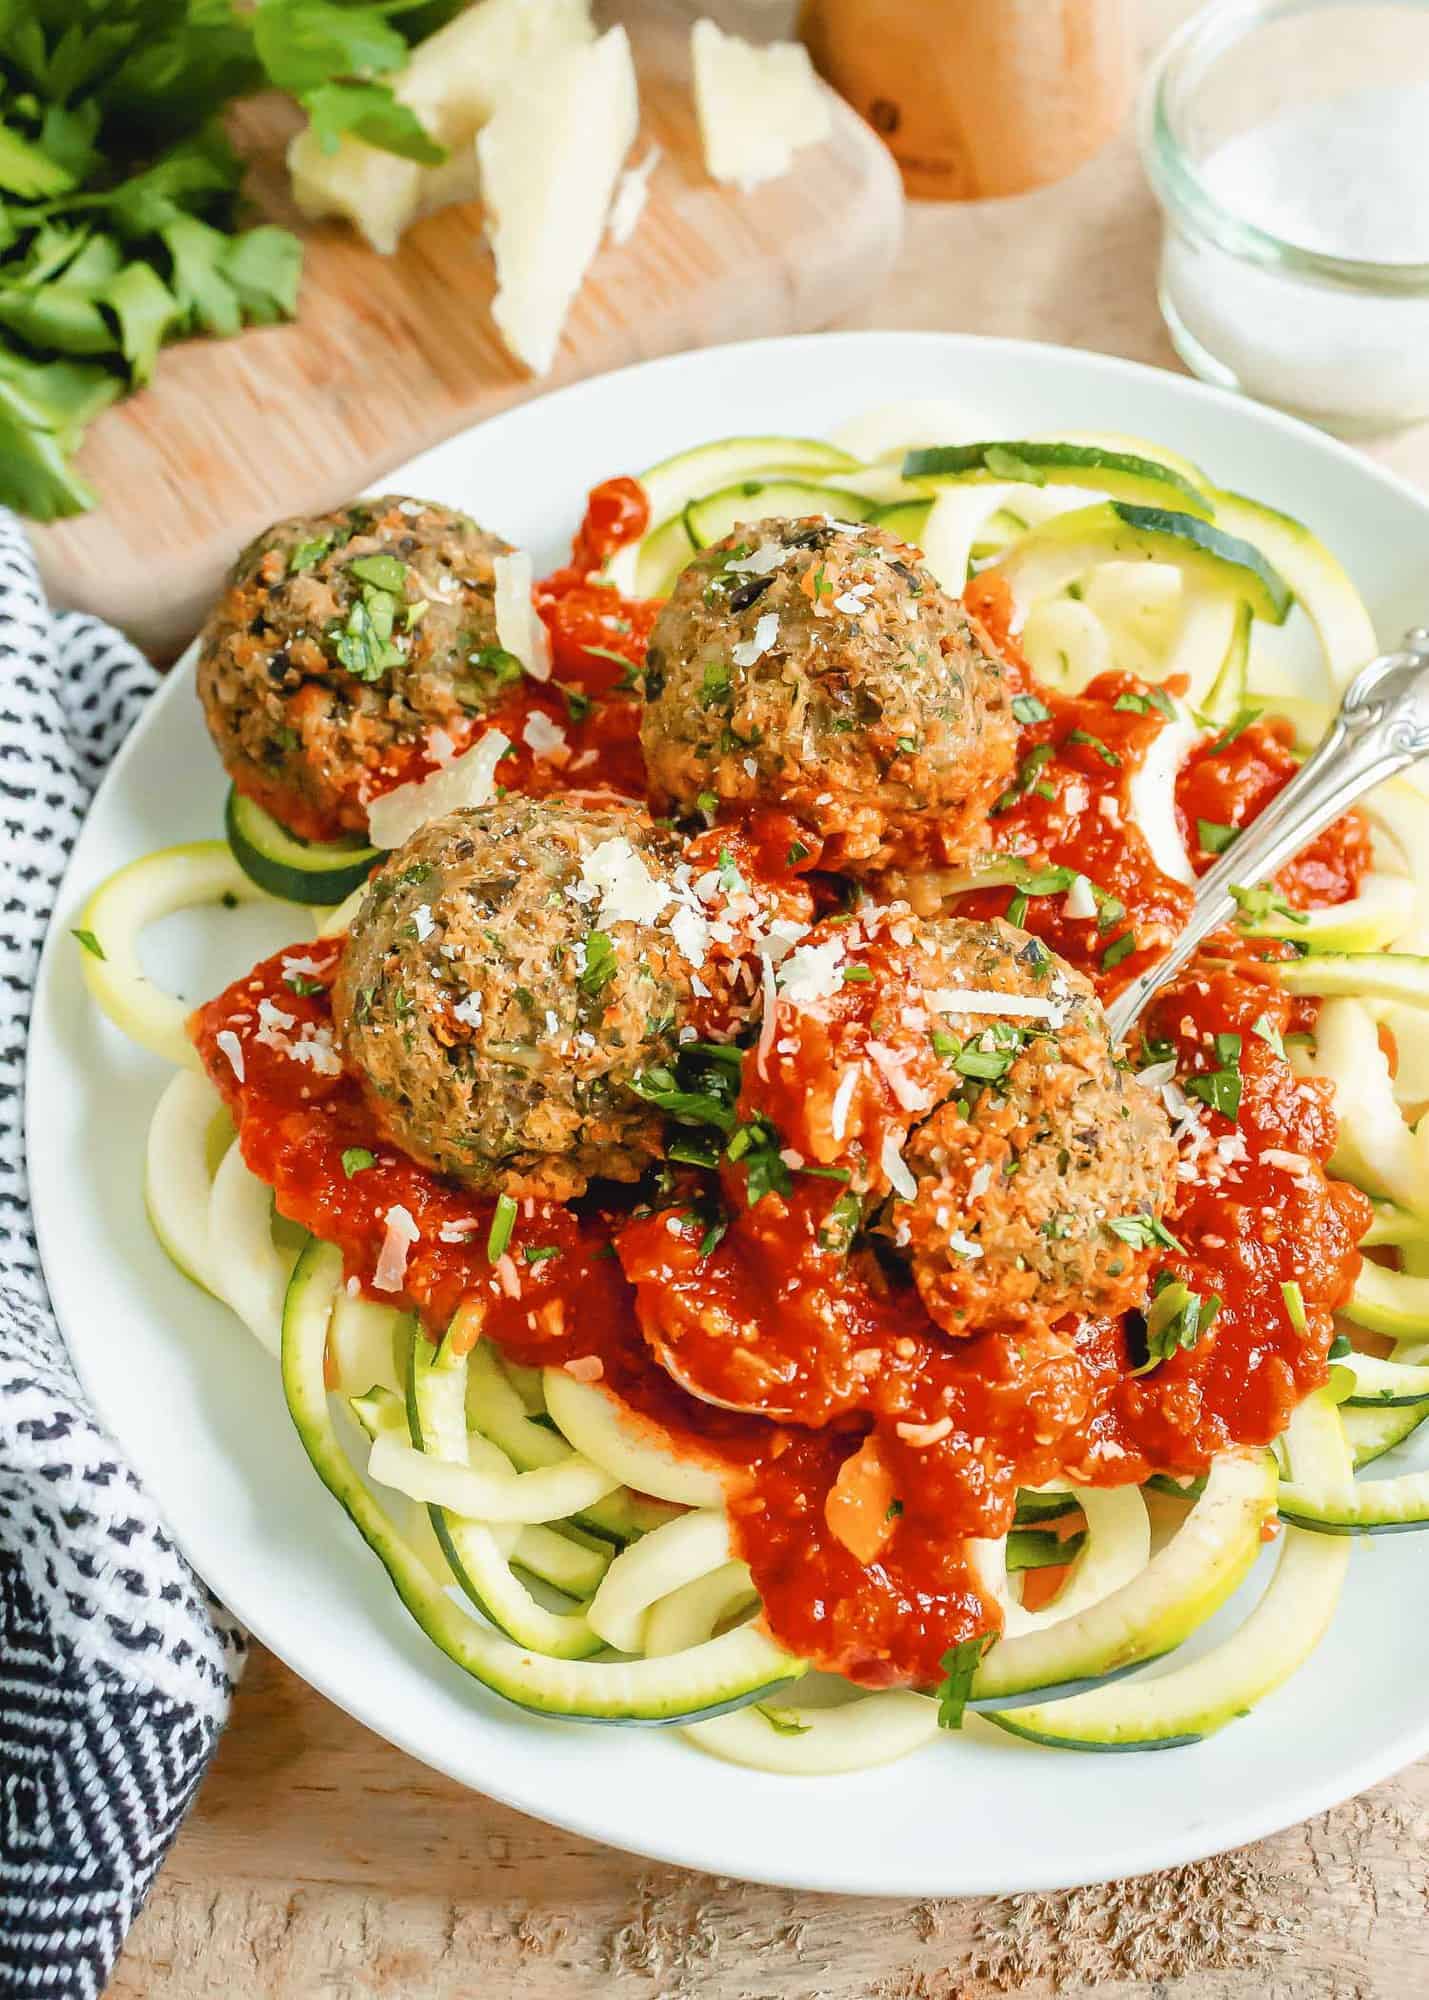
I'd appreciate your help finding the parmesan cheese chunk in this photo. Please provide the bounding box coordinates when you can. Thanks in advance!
[691,19,832,192]
[493,551,552,681]
[374,1206,420,1293]
[288,0,596,253]
[778,938,845,1004]
[478,24,639,375]
[607,144,660,246]
[366,729,510,849]
[1126,699,1200,887]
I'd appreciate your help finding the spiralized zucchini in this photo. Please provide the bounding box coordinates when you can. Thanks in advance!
[78,411,1429,1771]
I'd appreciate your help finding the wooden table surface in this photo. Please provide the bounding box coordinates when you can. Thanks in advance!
[108,5,1429,1995]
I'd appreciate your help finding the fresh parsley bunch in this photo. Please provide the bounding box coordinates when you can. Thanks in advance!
[0,0,460,519]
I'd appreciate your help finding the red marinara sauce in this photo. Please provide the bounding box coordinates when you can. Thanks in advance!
[190,517,1373,1691]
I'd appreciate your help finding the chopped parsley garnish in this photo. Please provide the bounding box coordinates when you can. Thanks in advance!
[934,1636,990,1730]
[579,931,618,998]
[486,1193,518,1264]
[1113,685,1177,720]
[1011,693,1051,725]
[632,1041,743,1134]
[1185,1031,1243,1120]
[348,553,408,593]
[1066,727,1120,767]
[1207,707,1263,754]
[726,1115,792,1206]
[1230,882,1308,929]
[341,1148,375,1178]
[697,790,720,819]
[522,1245,561,1266]
[716,847,746,894]
[931,1029,958,1059]
[699,661,732,707]
[1328,1333,1353,1360]
[842,965,873,984]
[562,686,593,723]
[1108,1213,1183,1253]
[1006,891,1029,927]
[818,1189,864,1254]
[331,586,404,682]
[787,839,810,865]
[1281,1279,1308,1335]
[71,928,105,960]
[1132,1273,1221,1373]
[1101,930,1136,972]
[288,534,334,574]
[992,742,1056,815]
[1251,1012,1286,1058]
[285,972,325,996]
[951,1022,1029,1082]
[1197,819,1239,855]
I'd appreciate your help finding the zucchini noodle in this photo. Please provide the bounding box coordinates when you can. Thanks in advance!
[77,413,1429,1772]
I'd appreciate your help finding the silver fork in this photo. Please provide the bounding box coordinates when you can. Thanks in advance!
[1106,629,1429,1046]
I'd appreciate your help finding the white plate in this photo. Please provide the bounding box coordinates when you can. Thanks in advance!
[28,332,1429,1897]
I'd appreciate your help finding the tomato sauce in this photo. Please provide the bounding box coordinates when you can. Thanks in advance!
[192,485,1373,1689]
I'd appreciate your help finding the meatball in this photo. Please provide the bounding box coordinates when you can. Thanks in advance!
[198,496,514,842]
[890,918,1176,1335]
[640,517,1016,874]
[332,800,695,1199]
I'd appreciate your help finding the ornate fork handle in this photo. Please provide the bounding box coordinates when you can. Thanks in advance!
[1106,628,1429,1046]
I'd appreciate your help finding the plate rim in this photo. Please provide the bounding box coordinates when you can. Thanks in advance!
[28,326,1429,1897]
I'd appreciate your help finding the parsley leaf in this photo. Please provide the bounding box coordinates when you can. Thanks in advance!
[341,1147,376,1178]
[1185,1031,1243,1119]
[1066,726,1120,767]
[1196,819,1238,855]
[71,927,105,960]
[1133,1274,1221,1372]
[1108,1213,1183,1253]
[579,931,618,999]
[1230,882,1309,929]
[934,1636,989,1729]
[1011,692,1051,725]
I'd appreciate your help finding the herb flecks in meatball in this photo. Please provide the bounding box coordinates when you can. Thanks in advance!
[332,800,703,1199]
[197,496,515,842]
[640,517,1016,874]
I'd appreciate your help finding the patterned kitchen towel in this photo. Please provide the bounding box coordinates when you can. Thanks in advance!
[0,514,244,1999]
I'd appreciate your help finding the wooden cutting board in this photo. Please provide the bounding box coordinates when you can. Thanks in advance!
[29,16,902,662]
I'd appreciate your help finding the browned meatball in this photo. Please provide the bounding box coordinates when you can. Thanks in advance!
[332,800,699,1199]
[197,496,514,843]
[640,517,1015,874]
[889,920,1176,1335]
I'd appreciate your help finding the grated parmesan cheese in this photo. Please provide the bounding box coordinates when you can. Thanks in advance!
[778,936,845,1003]
[928,987,1066,1024]
[522,710,568,760]
[216,1030,245,1082]
[580,836,674,926]
[830,1066,858,1144]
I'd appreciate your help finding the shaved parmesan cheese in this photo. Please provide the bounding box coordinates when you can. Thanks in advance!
[895,1416,953,1448]
[928,987,1066,1023]
[751,952,778,1077]
[669,901,711,967]
[1063,873,1098,921]
[830,1066,858,1144]
[607,143,660,245]
[1126,699,1200,886]
[216,1030,245,1082]
[367,730,509,849]
[727,540,789,577]
[691,19,832,192]
[778,937,845,1003]
[731,610,779,668]
[866,1041,933,1113]
[580,836,673,926]
[288,0,595,253]
[947,1230,984,1261]
[374,1206,419,1293]
[493,551,552,681]
[881,1133,916,1201]
[478,25,638,375]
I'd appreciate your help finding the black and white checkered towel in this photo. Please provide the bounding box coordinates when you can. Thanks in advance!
[0,516,244,1998]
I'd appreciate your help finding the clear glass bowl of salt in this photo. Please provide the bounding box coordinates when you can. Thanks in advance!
[1142,0,1429,436]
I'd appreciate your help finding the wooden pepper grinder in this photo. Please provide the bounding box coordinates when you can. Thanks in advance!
[798,0,1132,200]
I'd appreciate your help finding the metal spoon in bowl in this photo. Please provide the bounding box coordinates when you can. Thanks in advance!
[1105,629,1429,1047]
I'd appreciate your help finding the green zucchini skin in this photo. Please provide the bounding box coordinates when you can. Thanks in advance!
[902,440,1215,519]
[226,787,381,904]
